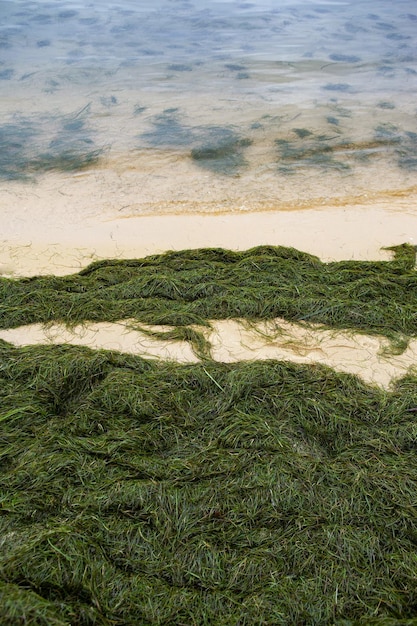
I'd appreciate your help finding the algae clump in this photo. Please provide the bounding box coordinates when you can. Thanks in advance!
[1,341,417,623]
[1,244,416,350]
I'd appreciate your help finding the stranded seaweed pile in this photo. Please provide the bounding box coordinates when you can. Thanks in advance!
[1,244,416,346]
[1,245,417,624]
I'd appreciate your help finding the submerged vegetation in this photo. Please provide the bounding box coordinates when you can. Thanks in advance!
[1,244,416,349]
[1,340,417,624]
[0,108,102,181]
[139,109,252,175]
[275,121,417,173]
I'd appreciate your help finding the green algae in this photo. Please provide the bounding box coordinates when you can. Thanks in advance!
[139,110,252,175]
[190,133,252,174]
[1,244,416,351]
[2,244,417,623]
[0,108,102,181]
[276,132,350,172]
[1,340,417,624]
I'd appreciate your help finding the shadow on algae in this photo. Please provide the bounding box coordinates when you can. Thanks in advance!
[1,245,417,623]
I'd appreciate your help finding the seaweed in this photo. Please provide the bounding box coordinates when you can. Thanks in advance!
[322,83,352,92]
[0,108,103,180]
[1,340,417,623]
[1,242,417,622]
[190,130,252,175]
[1,245,416,350]
[140,111,252,175]
[329,53,361,63]
[276,132,350,172]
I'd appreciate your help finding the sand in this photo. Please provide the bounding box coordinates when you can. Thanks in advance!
[1,174,417,385]
[1,318,416,389]
[1,173,417,276]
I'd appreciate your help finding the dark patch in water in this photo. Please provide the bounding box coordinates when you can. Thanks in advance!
[377,65,395,76]
[322,83,351,92]
[276,132,353,174]
[191,130,252,175]
[293,128,313,139]
[377,101,395,109]
[344,22,367,34]
[100,96,118,107]
[58,10,78,19]
[224,64,247,71]
[0,70,14,80]
[374,124,401,142]
[167,64,193,72]
[140,111,252,175]
[44,79,60,94]
[31,13,51,22]
[0,121,39,180]
[329,54,361,63]
[0,108,103,181]
[139,48,164,56]
[36,40,51,48]
[326,117,339,126]
[397,131,417,171]
[386,33,410,41]
[133,105,147,116]
[140,110,195,147]
[375,21,395,30]
[79,18,99,25]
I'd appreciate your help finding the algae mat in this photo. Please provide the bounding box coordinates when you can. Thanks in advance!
[1,244,417,624]
[1,244,417,343]
[1,342,417,624]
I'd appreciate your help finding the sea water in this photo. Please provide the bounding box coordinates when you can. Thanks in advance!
[1,0,417,215]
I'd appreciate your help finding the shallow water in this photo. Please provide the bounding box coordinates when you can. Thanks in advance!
[1,0,417,212]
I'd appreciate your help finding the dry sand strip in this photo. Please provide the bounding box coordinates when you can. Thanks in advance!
[1,318,417,389]
[1,197,417,277]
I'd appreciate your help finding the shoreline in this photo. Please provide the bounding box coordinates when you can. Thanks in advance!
[1,198,417,276]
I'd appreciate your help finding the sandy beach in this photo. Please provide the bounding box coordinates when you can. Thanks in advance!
[1,174,416,388]
[3,2,417,621]
[1,170,417,276]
